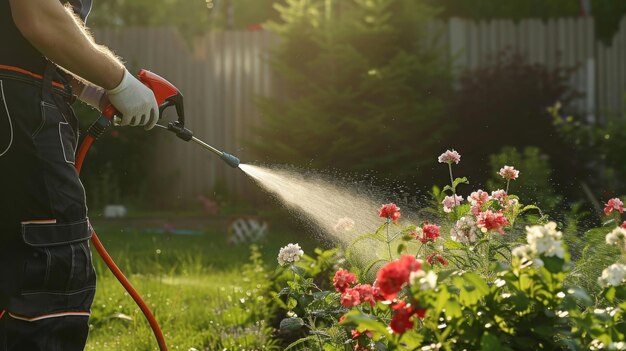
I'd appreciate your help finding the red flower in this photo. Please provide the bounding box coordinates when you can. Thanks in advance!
[379,203,401,222]
[426,252,448,266]
[604,198,624,216]
[353,284,376,307]
[371,284,385,301]
[339,314,347,323]
[333,269,357,293]
[340,288,361,307]
[375,255,421,300]
[476,210,509,234]
[418,224,440,244]
[621,221,626,230]
[389,301,415,334]
[351,329,373,339]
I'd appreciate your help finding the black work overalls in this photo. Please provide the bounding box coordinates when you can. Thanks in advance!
[0,1,96,350]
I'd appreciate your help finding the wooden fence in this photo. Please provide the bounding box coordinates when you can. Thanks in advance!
[93,28,279,206]
[93,17,626,205]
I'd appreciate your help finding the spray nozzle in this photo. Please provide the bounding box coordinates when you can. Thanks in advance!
[220,152,241,168]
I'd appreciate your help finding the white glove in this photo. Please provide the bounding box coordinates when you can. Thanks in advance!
[78,84,108,111]
[106,69,159,130]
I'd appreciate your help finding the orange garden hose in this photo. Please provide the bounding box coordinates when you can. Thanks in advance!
[76,119,168,351]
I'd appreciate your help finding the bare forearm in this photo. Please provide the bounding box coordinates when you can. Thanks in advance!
[9,0,124,90]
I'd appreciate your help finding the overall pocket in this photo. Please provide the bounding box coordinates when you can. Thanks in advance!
[0,80,14,157]
[33,101,87,220]
[37,102,78,165]
[9,219,96,318]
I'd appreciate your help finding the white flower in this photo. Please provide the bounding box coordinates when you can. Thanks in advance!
[333,217,356,232]
[606,227,626,246]
[410,270,437,291]
[525,222,564,258]
[599,263,626,288]
[533,258,544,268]
[512,245,532,262]
[450,216,478,244]
[277,243,304,266]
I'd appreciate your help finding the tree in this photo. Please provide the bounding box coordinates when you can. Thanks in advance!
[253,0,451,185]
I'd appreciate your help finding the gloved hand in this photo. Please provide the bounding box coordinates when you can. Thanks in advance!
[105,68,159,130]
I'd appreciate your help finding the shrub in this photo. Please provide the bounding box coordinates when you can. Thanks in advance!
[253,0,451,184]
[448,50,580,188]
[550,102,626,203]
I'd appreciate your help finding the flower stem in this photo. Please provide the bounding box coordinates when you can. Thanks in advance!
[506,179,510,193]
[448,163,455,194]
[386,221,393,260]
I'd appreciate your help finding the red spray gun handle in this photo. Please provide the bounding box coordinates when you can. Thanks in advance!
[102,70,184,124]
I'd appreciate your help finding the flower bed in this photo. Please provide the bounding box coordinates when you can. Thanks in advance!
[271,150,626,350]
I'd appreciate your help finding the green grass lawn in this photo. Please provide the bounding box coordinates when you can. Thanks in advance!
[84,218,320,350]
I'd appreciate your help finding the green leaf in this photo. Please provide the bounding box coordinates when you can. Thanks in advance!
[481,332,510,351]
[520,205,541,214]
[290,264,307,277]
[541,256,565,274]
[340,310,391,341]
[284,335,318,350]
[399,330,424,349]
[287,297,298,310]
[279,317,305,332]
[397,243,406,255]
[442,185,454,194]
[453,176,469,188]
[605,286,616,302]
[444,298,463,318]
[450,273,490,309]
[444,239,464,250]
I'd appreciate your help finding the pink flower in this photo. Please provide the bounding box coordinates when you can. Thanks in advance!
[438,149,461,164]
[442,195,463,213]
[468,190,490,206]
[333,269,357,293]
[622,221,626,230]
[340,288,361,307]
[491,189,507,203]
[604,198,624,216]
[417,224,440,244]
[426,252,448,266]
[470,203,482,216]
[476,210,509,234]
[379,203,401,222]
[499,166,519,180]
[376,255,421,300]
[353,284,376,307]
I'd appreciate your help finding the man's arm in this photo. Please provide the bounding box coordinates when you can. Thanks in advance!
[9,0,159,129]
[9,0,123,89]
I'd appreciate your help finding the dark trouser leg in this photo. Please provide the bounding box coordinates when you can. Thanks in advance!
[0,314,90,351]
[0,63,94,351]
